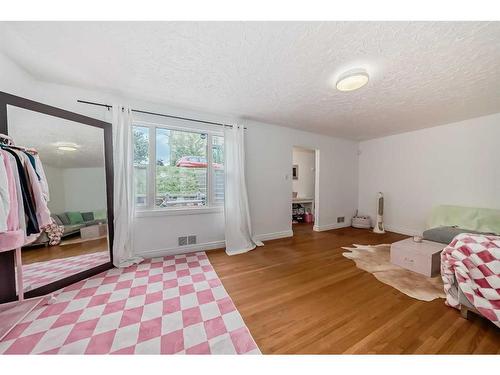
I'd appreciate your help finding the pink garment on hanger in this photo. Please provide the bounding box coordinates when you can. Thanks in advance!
[9,153,28,242]
[0,152,8,233]
[0,150,24,252]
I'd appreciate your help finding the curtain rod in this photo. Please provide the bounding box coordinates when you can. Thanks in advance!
[77,100,244,129]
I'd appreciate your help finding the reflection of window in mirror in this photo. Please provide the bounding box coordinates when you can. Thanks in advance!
[292,164,299,180]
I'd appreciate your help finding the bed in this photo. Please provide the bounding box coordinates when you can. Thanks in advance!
[423,206,500,327]
[440,233,500,327]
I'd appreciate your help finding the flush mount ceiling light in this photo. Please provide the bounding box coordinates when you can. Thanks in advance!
[336,69,369,92]
[56,142,78,152]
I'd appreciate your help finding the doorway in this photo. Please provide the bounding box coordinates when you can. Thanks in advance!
[291,146,318,232]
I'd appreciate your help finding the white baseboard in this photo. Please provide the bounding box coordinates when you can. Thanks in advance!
[136,240,225,259]
[254,230,293,242]
[313,222,350,232]
[312,222,421,236]
[384,225,422,236]
[134,229,294,259]
[134,224,421,259]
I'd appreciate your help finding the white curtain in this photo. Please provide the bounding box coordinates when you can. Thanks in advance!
[224,124,263,255]
[111,105,143,267]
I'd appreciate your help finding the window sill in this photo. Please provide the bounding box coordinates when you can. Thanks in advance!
[135,206,224,218]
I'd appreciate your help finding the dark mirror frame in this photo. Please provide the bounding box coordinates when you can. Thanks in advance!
[0,91,114,302]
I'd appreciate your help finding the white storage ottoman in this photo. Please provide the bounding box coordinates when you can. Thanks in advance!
[390,238,445,277]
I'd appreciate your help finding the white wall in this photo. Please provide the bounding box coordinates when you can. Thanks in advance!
[134,117,359,256]
[246,122,358,235]
[358,113,500,235]
[42,164,107,214]
[292,148,315,198]
[134,211,225,257]
[0,52,34,97]
[44,164,65,213]
[1,52,359,256]
[62,167,107,212]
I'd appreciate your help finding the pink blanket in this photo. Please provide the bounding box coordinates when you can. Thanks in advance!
[441,233,500,327]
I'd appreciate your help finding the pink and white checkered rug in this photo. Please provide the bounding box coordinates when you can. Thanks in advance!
[22,251,110,292]
[1,252,260,354]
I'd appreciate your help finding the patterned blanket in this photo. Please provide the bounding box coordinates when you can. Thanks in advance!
[42,219,64,245]
[441,233,500,327]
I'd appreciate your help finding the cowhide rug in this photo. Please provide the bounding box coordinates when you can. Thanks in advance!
[342,244,445,302]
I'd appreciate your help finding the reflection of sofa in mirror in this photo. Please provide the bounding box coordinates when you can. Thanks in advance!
[28,210,108,246]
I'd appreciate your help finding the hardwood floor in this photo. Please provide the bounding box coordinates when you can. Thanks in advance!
[22,237,109,265]
[207,224,500,354]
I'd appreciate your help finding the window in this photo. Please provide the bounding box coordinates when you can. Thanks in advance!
[155,128,208,208]
[212,135,224,204]
[133,126,149,207]
[133,123,224,211]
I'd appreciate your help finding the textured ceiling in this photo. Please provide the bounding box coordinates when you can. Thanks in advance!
[7,106,105,168]
[1,21,499,140]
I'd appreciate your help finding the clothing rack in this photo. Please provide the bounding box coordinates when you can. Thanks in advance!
[0,133,54,341]
[77,100,247,129]
[0,133,37,155]
[0,133,13,145]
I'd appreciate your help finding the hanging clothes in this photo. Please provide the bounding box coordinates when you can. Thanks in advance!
[9,152,27,241]
[0,152,10,233]
[34,154,49,201]
[20,152,51,228]
[1,147,40,236]
[0,137,51,338]
[23,151,41,181]
[0,134,52,250]
[0,150,24,251]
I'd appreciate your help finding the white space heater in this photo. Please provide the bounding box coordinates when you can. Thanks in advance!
[373,192,385,234]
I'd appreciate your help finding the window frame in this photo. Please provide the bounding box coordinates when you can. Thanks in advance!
[132,120,224,216]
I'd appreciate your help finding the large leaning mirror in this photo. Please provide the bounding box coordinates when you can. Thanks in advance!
[0,92,113,300]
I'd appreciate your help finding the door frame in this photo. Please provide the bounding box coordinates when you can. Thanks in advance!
[290,145,320,230]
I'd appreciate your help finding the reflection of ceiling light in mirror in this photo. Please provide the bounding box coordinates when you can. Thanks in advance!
[56,142,78,152]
